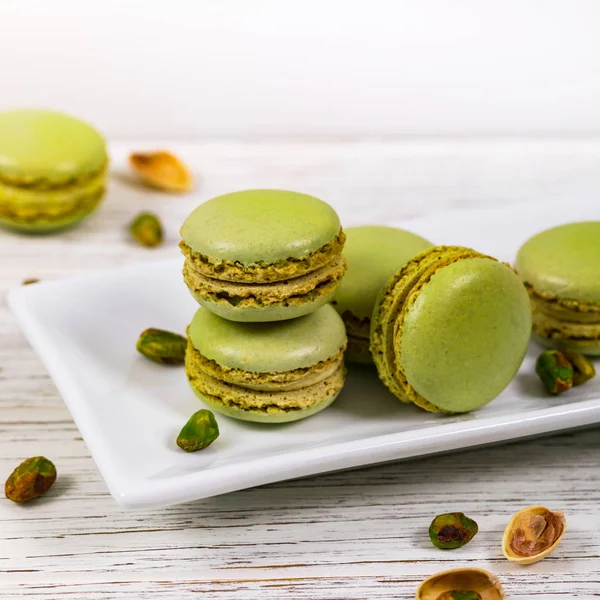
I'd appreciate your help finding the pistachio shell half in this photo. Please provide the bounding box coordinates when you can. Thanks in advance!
[502,505,566,565]
[129,151,193,192]
[416,568,506,600]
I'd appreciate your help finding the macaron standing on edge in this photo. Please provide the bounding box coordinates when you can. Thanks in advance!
[180,189,347,322]
[0,109,108,233]
[515,221,600,356]
[371,246,532,413]
[185,305,347,423]
[332,225,433,364]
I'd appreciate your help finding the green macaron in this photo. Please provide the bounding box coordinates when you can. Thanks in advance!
[185,304,347,423]
[515,221,600,356]
[371,246,532,413]
[180,189,346,322]
[0,109,108,233]
[332,225,433,363]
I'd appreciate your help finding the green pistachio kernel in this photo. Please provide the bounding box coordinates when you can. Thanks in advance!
[129,212,163,247]
[429,512,479,549]
[5,456,57,503]
[535,350,574,395]
[136,328,186,365]
[436,592,482,600]
[177,409,220,452]
[563,351,596,386]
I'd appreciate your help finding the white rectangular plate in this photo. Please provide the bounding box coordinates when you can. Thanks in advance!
[8,201,600,508]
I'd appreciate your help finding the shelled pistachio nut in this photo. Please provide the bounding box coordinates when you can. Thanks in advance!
[416,568,505,600]
[136,328,186,365]
[5,456,57,503]
[177,409,219,452]
[563,351,596,386]
[502,506,566,565]
[535,350,573,394]
[129,212,163,248]
[429,512,479,549]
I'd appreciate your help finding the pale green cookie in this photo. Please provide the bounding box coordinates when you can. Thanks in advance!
[181,189,341,264]
[0,109,108,233]
[185,305,348,423]
[180,190,346,322]
[515,222,600,355]
[371,247,532,413]
[0,109,107,181]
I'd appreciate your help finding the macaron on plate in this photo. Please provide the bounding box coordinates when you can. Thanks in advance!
[8,200,600,508]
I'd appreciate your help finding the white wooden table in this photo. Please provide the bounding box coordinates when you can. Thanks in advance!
[1,140,599,599]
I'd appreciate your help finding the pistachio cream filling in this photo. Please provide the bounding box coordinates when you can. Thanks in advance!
[179,230,346,283]
[184,254,346,308]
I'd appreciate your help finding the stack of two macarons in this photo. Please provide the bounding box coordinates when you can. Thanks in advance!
[515,221,600,356]
[180,190,349,423]
[180,190,535,422]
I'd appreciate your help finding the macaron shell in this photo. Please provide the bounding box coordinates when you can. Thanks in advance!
[516,221,600,304]
[400,258,532,413]
[333,225,433,320]
[180,189,341,264]
[191,287,338,322]
[0,109,107,181]
[188,304,347,372]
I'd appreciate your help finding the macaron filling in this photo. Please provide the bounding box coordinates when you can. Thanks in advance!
[180,230,346,283]
[186,339,346,414]
[183,253,346,310]
[187,339,345,391]
[531,302,600,354]
[0,166,106,224]
[526,291,600,354]
[338,311,371,362]
[0,161,108,190]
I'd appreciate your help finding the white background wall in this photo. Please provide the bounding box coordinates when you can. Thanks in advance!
[1,0,599,139]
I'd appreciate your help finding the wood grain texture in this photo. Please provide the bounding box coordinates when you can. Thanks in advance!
[1,139,599,599]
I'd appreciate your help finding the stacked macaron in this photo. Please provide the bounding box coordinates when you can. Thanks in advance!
[515,221,600,356]
[180,189,348,423]
[185,305,346,423]
[180,190,346,322]
[0,109,108,233]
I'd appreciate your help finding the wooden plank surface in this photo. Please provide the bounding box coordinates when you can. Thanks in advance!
[1,140,599,599]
